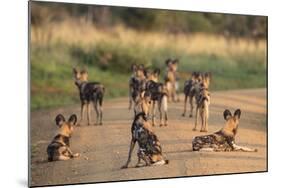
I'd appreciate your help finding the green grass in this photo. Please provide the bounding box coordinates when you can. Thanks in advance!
[31,41,266,111]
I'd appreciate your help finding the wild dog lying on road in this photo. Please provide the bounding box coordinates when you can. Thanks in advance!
[192,109,257,152]
[145,80,168,126]
[47,114,80,161]
[73,68,105,125]
[121,112,169,168]
[182,72,211,118]
[164,58,180,102]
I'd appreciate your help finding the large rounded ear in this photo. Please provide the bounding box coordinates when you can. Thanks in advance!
[55,114,65,127]
[153,68,160,76]
[73,67,78,74]
[165,58,171,66]
[234,109,241,119]
[223,109,232,120]
[131,64,137,72]
[68,114,77,125]
[138,64,145,70]
[80,68,87,74]
[173,59,179,64]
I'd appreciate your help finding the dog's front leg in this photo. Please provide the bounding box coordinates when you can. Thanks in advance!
[65,147,80,158]
[189,96,194,118]
[152,101,156,126]
[79,103,86,126]
[193,106,199,131]
[232,142,257,152]
[121,138,136,169]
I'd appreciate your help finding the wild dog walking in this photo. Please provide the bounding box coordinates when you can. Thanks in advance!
[47,114,80,161]
[73,68,105,125]
[121,112,169,168]
[192,109,257,152]
[164,58,180,102]
[145,80,168,126]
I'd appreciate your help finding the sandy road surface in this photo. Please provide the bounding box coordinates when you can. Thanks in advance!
[30,88,267,187]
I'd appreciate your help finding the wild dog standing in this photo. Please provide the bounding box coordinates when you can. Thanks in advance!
[121,112,169,168]
[128,64,137,110]
[129,64,147,114]
[145,67,160,83]
[193,82,210,132]
[192,109,257,152]
[145,80,168,126]
[182,72,211,117]
[182,72,203,117]
[73,68,105,125]
[164,59,180,102]
[47,114,80,161]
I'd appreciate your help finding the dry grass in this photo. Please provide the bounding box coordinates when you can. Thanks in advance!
[31,19,266,60]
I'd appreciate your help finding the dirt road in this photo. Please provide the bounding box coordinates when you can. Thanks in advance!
[30,88,267,187]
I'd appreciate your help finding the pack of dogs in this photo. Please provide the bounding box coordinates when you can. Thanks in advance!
[46,58,257,169]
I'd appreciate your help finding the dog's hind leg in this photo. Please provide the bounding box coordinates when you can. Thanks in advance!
[93,100,100,125]
[122,139,136,169]
[162,95,168,126]
[99,105,103,125]
[86,103,92,126]
[189,96,194,118]
[158,99,163,127]
[182,94,188,117]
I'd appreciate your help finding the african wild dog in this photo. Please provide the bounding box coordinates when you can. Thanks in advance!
[193,82,210,132]
[145,80,168,126]
[128,64,146,110]
[121,112,169,168]
[192,109,257,152]
[73,68,105,125]
[129,64,147,113]
[182,72,211,118]
[47,114,80,161]
[145,67,161,83]
[164,58,180,102]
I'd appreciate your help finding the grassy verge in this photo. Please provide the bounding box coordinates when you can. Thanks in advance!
[30,23,266,111]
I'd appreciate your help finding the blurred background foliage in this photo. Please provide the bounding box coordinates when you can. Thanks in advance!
[30,1,267,110]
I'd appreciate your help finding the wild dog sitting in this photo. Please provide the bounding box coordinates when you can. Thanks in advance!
[145,80,168,126]
[121,112,169,168]
[193,82,210,132]
[192,109,257,152]
[73,68,105,125]
[47,114,80,161]
[164,58,180,102]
